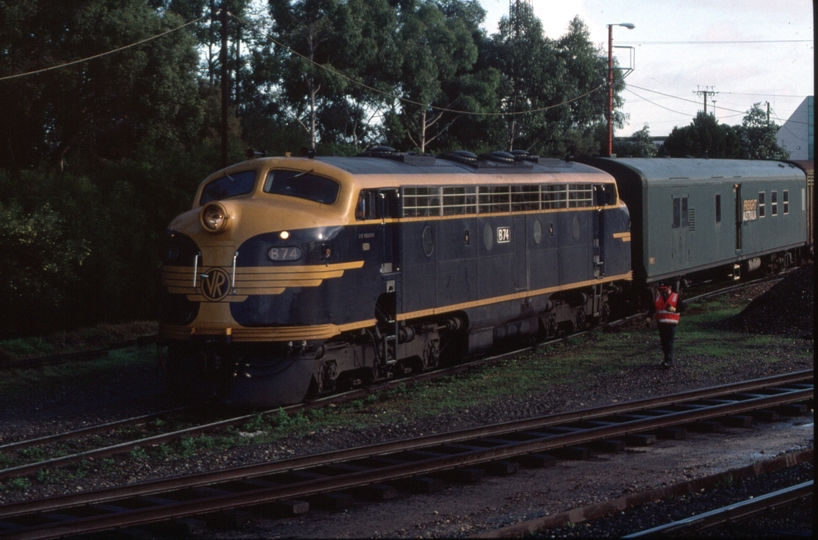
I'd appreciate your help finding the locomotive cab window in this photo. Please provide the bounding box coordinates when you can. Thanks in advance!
[200,170,258,204]
[356,189,400,220]
[264,170,340,204]
[356,190,377,220]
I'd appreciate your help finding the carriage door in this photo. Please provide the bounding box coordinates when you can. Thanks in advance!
[671,194,689,267]
[734,184,743,252]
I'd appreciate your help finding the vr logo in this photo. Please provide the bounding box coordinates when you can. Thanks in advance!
[201,267,231,301]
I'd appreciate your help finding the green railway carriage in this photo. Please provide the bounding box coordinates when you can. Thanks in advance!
[579,157,810,292]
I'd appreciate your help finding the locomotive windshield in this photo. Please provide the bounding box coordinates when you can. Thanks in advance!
[264,169,340,204]
[199,170,258,204]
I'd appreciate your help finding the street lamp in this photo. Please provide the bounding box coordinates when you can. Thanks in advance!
[607,23,635,157]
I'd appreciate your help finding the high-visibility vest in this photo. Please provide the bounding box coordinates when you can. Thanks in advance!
[654,292,680,325]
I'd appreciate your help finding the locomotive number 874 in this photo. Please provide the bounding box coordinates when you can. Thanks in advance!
[158,148,633,407]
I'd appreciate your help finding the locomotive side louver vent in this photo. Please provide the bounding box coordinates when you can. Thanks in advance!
[689,209,696,231]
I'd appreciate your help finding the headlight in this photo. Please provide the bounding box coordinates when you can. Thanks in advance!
[200,203,228,232]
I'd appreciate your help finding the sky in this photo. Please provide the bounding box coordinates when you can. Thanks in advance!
[479,0,814,137]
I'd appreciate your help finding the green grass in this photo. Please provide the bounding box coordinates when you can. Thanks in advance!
[0,347,156,400]
[0,321,157,363]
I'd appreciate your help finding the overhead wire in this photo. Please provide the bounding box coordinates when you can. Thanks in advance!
[0,13,211,82]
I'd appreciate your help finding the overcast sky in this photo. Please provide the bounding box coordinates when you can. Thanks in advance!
[479,0,814,137]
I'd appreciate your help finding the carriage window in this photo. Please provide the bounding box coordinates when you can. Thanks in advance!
[264,170,340,204]
[715,194,721,223]
[783,190,789,214]
[200,170,258,204]
[673,197,681,228]
[771,191,778,216]
[758,191,766,218]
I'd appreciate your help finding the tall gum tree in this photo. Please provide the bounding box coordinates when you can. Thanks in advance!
[382,0,484,153]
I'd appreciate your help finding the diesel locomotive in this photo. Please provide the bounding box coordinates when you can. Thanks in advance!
[158,149,812,407]
[159,148,633,406]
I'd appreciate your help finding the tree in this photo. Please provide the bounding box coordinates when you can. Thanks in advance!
[380,0,487,153]
[737,103,790,160]
[614,124,657,157]
[0,0,204,171]
[483,3,561,152]
[662,112,741,158]
[553,17,612,157]
[266,0,358,151]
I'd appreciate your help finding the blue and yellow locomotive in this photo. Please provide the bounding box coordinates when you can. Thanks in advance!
[159,148,633,406]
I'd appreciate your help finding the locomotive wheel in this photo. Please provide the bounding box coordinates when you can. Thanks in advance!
[575,308,586,331]
[598,302,611,325]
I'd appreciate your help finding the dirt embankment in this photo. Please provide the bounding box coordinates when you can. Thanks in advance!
[720,263,814,339]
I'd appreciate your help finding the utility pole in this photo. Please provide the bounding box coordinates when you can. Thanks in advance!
[695,86,718,115]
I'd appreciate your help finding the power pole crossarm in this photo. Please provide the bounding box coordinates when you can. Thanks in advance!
[695,86,719,115]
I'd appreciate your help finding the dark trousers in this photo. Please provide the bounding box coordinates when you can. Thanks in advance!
[658,323,676,363]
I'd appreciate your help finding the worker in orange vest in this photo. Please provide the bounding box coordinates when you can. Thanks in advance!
[654,284,682,369]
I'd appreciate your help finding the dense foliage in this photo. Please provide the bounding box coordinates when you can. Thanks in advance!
[0,0,793,336]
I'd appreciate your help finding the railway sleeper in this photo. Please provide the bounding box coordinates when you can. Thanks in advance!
[351,483,399,501]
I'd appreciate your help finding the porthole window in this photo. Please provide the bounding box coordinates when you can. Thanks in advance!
[421,226,435,257]
[483,223,493,251]
[533,220,543,244]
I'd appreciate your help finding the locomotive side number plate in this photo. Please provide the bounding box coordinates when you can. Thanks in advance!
[497,226,511,243]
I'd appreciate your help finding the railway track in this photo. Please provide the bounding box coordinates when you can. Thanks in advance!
[0,274,788,486]
[470,449,813,538]
[0,370,811,540]
[623,480,813,538]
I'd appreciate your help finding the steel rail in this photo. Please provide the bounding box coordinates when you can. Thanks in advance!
[0,372,811,539]
[0,274,780,477]
[0,408,188,453]
[470,449,814,538]
[623,480,814,538]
